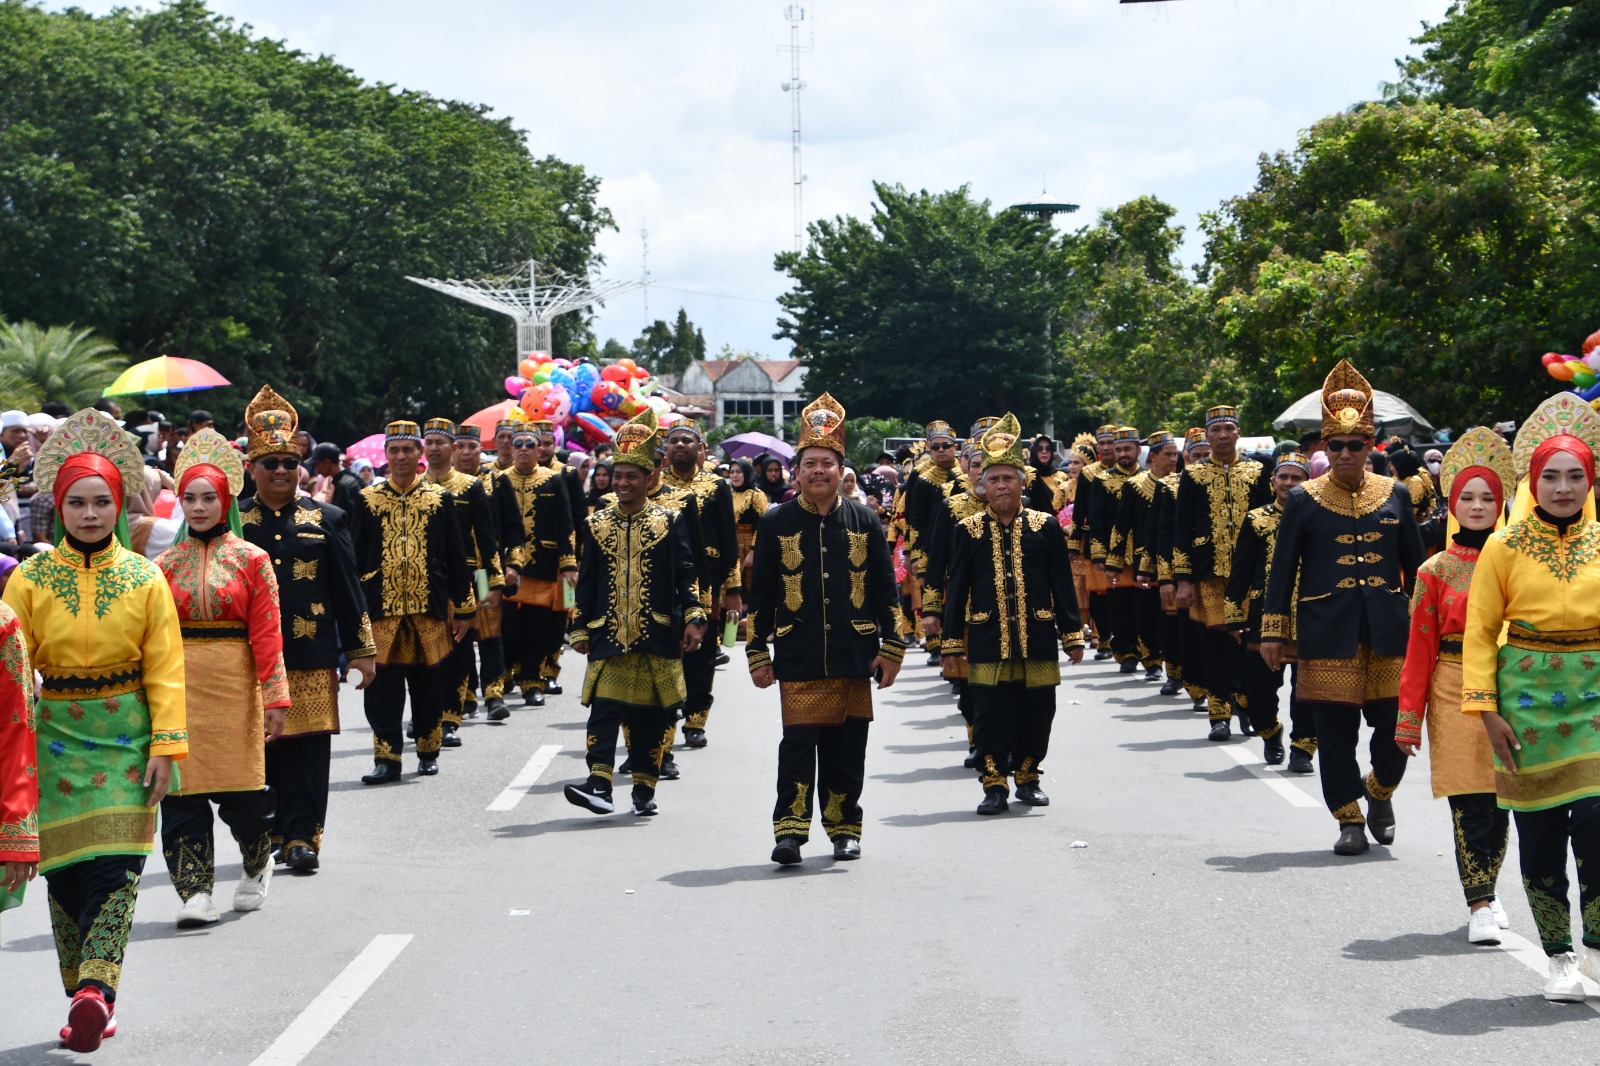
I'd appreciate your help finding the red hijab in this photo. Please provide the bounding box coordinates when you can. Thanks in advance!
[54,453,125,513]
[1447,466,1504,513]
[1530,434,1596,487]
[177,464,233,512]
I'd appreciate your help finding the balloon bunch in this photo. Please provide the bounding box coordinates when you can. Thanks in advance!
[1541,328,1600,402]
[503,353,677,450]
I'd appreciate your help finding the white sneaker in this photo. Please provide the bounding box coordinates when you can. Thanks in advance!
[1490,898,1510,929]
[1544,952,1586,1002]
[1580,946,1600,987]
[176,891,220,928]
[1467,907,1502,945]
[233,862,272,913]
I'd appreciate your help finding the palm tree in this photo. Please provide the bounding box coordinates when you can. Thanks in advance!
[0,320,128,410]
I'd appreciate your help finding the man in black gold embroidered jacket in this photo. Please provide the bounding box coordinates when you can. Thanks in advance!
[501,434,578,701]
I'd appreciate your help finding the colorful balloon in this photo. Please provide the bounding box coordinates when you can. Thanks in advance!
[1549,360,1578,382]
[546,384,572,424]
[1574,370,1597,390]
[1543,352,1564,367]
[505,375,529,398]
[518,358,539,380]
[519,382,553,419]
[573,412,614,443]
[591,381,627,412]
[600,364,631,385]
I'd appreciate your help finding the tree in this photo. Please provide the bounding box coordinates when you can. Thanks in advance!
[0,320,128,410]
[1199,102,1591,431]
[776,183,1064,432]
[627,307,705,376]
[0,0,612,442]
[1055,197,1241,434]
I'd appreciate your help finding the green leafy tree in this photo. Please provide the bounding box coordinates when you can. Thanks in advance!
[1199,102,1590,431]
[776,183,1064,432]
[629,307,705,376]
[0,0,612,442]
[841,416,924,474]
[706,415,775,450]
[0,319,128,410]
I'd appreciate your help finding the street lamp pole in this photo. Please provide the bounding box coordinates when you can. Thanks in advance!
[1010,192,1078,440]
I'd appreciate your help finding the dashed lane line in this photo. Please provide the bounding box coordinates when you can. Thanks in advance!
[486,743,562,812]
[249,933,413,1066]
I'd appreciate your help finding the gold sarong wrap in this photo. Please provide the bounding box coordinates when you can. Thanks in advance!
[475,599,503,639]
[283,668,340,737]
[779,678,874,728]
[1298,645,1403,707]
[1190,577,1227,630]
[581,652,686,710]
[173,626,264,794]
[1424,651,1494,797]
[372,615,453,667]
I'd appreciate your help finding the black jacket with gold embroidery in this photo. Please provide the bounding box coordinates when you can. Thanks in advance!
[661,468,740,596]
[568,502,705,660]
[920,486,988,616]
[1172,457,1272,583]
[348,479,475,621]
[239,496,375,669]
[502,466,578,581]
[428,468,503,589]
[475,465,526,570]
[1224,502,1284,638]
[1261,474,1424,658]
[940,508,1083,663]
[1087,465,1138,565]
[1112,470,1160,572]
[1136,473,1182,584]
[745,496,907,681]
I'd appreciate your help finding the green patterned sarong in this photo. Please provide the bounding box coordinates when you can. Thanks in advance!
[581,652,686,711]
[1495,626,1600,812]
[36,669,165,875]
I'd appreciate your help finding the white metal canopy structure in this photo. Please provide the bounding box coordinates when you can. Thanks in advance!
[405,259,641,355]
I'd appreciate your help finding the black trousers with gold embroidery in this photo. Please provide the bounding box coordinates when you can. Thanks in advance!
[441,634,477,725]
[1158,609,1185,684]
[773,717,869,842]
[970,681,1056,791]
[503,603,567,695]
[1241,651,1285,739]
[46,855,144,999]
[1202,628,1243,722]
[681,634,717,730]
[1448,792,1509,907]
[365,663,448,762]
[1179,616,1208,702]
[160,789,274,901]
[267,734,330,855]
[1308,698,1407,825]
[1513,797,1600,954]
[583,698,675,799]
[1107,587,1139,663]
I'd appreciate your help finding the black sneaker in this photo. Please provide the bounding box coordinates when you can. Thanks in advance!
[632,793,659,817]
[658,754,681,781]
[564,783,615,815]
[1119,659,1138,674]
[1094,648,1114,661]
[486,697,510,722]
[1160,678,1182,696]
[441,725,462,748]
[1143,665,1162,681]
[461,703,479,720]
[714,652,730,667]
[684,728,708,749]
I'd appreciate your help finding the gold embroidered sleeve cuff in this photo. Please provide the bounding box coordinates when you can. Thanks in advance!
[941,637,965,657]
[1224,600,1247,628]
[347,616,378,660]
[922,590,944,614]
[558,554,578,572]
[1461,688,1499,715]
[746,646,772,672]
[452,597,477,620]
[1259,613,1289,641]
[878,639,906,664]
[684,607,709,627]
[1061,629,1085,652]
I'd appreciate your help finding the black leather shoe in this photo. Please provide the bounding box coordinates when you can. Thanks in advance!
[1366,788,1396,845]
[417,757,439,777]
[713,652,730,667]
[485,697,510,722]
[1192,698,1207,713]
[441,726,462,748]
[658,755,680,781]
[618,756,636,774]
[1287,749,1315,775]
[361,762,402,786]
[1143,665,1163,681]
[1014,783,1050,807]
[1119,658,1138,674]
[832,837,861,860]
[1334,824,1369,855]
[926,652,941,667]
[1237,714,1257,738]
[1263,734,1285,765]
[963,750,980,769]
[1208,719,1231,742]
[527,691,545,707]
[285,845,320,873]
[461,703,479,720]
[684,728,708,749]
[545,681,563,696]
[1160,678,1182,696]
[405,722,416,740]
[977,787,1010,815]
[771,836,804,865]
[1094,648,1114,661]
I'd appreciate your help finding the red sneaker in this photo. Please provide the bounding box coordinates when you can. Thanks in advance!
[63,987,110,1052]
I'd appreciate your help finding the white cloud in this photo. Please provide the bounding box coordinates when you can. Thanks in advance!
[64,0,1454,359]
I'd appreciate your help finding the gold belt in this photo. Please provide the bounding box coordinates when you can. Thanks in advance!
[40,659,142,700]
[1504,627,1600,653]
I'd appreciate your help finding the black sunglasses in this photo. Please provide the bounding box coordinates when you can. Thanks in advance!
[1324,439,1369,454]
[927,442,955,451]
[255,457,299,471]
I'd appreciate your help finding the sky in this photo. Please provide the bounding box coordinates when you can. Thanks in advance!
[70,0,1457,358]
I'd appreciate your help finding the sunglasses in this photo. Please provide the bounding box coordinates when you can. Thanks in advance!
[1324,439,1369,454]
[513,440,539,449]
[255,457,299,471]
[927,442,955,451]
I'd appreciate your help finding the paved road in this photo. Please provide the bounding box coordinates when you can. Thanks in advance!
[4,647,1600,1064]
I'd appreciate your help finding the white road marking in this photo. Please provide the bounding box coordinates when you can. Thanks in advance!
[1220,744,1321,808]
[249,934,413,1066]
[486,743,562,811]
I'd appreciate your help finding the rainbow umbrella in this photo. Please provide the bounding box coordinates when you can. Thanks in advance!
[103,355,231,396]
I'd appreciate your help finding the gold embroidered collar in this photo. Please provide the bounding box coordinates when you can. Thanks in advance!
[1303,472,1393,519]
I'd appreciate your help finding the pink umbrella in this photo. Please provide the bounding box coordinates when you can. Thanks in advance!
[345,433,387,465]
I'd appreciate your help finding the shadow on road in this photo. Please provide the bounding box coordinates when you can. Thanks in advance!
[900,717,964,731]
[658,862,848,887]
[3,913,245,954]
[871,764,972,784]
[1182,765,1258,784]
[883,741,964,755]
[0,1041,64,1065]
[1342,928,1480,962]
[491,817,650,838]
[1112,708,1201,723]
[329,778,421,792]
[1389,995,1597,1035]
[1206,849,1395,873]
[1121,737,1221,752]
[879,808,1038,827]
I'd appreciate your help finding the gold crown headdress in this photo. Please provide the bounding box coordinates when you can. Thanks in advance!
[1511,392,1600,482]
[32,408,145,499]
[1320,360,1375,439]
[795,393,846,456]
[245,384,299,461]
[1440,426,1514,501]
[613,407,661,469]
[979,412,1028,471]
[173,427,245,497]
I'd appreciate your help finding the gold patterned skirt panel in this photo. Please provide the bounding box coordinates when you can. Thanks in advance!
[172,636,265,795]
[283,668,340,737]
[581,652,687,711]
[967,660,1061,688]
[1190,578,1227,630]
[372,615,454,667]
[1297,646,1403,707]
[1424,657,1495,798]
[779,678,874,728]
[475,600,503,639]
[1086,566,1110,594]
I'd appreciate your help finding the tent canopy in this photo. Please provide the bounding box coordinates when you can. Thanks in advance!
[1271,388,1435,439]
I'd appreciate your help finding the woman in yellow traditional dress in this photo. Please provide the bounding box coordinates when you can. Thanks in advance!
[155,429,290,928]
[3,408,186,1053]
[729,458,767,639]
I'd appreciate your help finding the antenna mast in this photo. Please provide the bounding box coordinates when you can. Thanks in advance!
[641,223,651,324]
[781,5,810,254]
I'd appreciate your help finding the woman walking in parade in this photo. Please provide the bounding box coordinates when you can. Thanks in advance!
[155,429,291,927]
[1395,428,1514,945]
[3,408,187,1052]
[1463,393,1600,1001]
